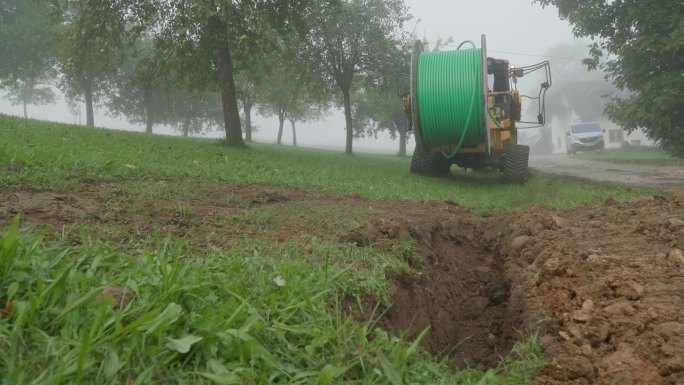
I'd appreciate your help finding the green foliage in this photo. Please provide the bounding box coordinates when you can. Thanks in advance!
[150,0,310,146]
[258,33,331,145]
[49,0,142,127]
[535,0,684,156]
[0,0,57,118]
[106,36,222,136]
[106,37,169,133]
[0,114,655,210]
[0,218,542,384]
[307,0,411,154]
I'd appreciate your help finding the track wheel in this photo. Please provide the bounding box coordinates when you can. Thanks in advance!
[503,144,530,184]
[411,145,450,176]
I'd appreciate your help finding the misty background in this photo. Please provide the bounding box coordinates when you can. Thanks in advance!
[1,0,612,154]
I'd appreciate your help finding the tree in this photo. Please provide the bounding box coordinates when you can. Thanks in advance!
[106,37,170,133]
[0,0,57,119]
[535,0,684,155]
[50,0,138,127]
[258,35,331,146]
[284,93,329,147]
[166,91,222,137]
[235,74,258,142]
[307,0,409,154]
[353,85,410,155]
[150,0,309,146]
[352,38,411,156]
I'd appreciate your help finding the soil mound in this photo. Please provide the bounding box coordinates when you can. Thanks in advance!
[341,194,684,384]
[504,196,684,385]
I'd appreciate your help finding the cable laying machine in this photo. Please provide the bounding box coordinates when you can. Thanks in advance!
[403,35,552,183]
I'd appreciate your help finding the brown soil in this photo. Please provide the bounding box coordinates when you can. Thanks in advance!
[2,182,684,384]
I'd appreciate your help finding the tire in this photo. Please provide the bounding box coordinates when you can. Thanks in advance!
[411,146,451,176]
[503,144,530,184]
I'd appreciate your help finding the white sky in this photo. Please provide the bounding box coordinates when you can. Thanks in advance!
[408,0,577,65]
[0,0,578,153]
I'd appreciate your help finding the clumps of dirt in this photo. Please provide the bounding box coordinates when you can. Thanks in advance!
[501,195,684,385]
[338,218,404,247]
[340,193,684,384]
[0,191,99,229]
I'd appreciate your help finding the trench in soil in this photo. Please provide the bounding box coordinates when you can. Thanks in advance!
[342,216,530,370]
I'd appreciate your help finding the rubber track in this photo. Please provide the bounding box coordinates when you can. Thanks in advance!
[503,144,530,183]
[411,146,451,176]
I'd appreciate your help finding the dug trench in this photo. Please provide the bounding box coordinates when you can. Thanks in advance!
[2,182,684,384]
[340,215,529,370]
[340,191,684,385]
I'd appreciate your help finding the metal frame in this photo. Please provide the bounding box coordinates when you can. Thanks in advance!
[410,40,427,153]
[480,34,490,156]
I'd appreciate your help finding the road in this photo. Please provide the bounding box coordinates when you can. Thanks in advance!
[529,154,684,192]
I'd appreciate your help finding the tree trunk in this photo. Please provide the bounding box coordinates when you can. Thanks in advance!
[84,77,95,127]
[144,92,153,134]
[144,91,153,134]
[277,113,285,144]
[182,113,190,137]
[209,15,244,147]
[398,121,408,156]
[342,88,353,155]
[243,99,253,142]
[21,81,28,119]
[291,119,297,147]
[146,114,153,134]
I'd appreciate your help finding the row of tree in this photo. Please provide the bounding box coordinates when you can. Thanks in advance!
[3,1,681,155]
[0,0,414,154]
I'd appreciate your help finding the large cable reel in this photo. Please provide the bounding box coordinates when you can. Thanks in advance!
[409,35,491,157]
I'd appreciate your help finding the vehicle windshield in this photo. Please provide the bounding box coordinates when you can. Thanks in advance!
[571,123,601,134]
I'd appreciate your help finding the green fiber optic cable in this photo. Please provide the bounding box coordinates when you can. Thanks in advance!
[416,42,487,156]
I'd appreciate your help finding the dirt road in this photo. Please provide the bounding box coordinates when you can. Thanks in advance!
[530,154,684,192]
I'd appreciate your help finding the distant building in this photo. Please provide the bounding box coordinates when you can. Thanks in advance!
[528,80,655,154]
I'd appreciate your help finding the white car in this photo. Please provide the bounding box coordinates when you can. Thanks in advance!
[565,122,605,155]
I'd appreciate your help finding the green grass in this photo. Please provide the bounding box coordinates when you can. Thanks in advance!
[0,114,657,212]
[574,146,684,165]
[0,218,544,384]
[0,114,656,384]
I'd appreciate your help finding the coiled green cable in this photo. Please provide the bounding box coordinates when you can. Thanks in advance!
[416,43,486,155]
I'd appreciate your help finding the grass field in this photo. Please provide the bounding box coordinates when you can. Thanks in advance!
[0,114,658,384]
[0,115,654,211]
[574,146,684,165]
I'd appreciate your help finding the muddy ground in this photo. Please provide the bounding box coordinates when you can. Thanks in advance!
[2,181,684,385]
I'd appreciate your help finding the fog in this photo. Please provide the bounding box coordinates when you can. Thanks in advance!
[0,0,580,154]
